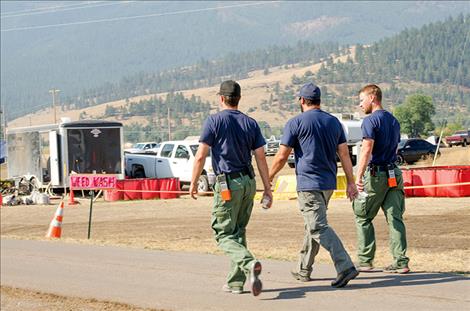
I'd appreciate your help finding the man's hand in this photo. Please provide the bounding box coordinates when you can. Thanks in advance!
[356,175,364,192]
[346,182,358,201]
[261,189,273,209]
[189,182,198,200]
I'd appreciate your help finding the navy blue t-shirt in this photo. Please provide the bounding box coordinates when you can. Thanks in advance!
[361,110,400,165]
[200,110,265,174]
[281,109,346,191]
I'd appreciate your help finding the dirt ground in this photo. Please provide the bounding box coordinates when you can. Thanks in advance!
[1,147,469,310]
[0,286,163,311]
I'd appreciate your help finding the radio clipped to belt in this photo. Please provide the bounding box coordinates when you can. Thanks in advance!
[217,174,232,201]
[386,164,397,188]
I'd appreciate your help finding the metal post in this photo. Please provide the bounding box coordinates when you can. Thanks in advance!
[167,106,171,140]
[49,89,60,124]
[87,190,94,239]
[433,120,446,166]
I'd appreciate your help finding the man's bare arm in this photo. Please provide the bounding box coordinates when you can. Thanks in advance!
[254,146,273,208]
[356,139,374,192]
[337,142,358,201]
[189,143,210,199]
[269,145,292,181]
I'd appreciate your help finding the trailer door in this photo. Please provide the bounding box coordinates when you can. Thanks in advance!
[49,131,61,186]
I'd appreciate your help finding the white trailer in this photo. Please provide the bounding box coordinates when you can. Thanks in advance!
[6,120,124,189]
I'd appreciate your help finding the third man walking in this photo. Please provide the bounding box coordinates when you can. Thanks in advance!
[354,84,410,273]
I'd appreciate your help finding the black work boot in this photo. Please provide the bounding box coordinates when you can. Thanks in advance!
[331,267,359,288]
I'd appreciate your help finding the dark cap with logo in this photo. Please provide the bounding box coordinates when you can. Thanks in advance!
[297,82,321,100]
[218,80,241,97]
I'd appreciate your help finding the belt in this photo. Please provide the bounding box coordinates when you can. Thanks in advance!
[226,169,250,179]
[369,163,397,172]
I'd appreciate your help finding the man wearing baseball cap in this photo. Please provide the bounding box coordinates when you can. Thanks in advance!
[190,80,272,296]
[269,82,359,287]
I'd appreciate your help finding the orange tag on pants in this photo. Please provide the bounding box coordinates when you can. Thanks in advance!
[221,189,232,201]
[218,174,232,201]
[387,167,397,188]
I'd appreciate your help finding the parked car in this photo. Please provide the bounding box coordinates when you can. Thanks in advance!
[396,138,440,165]
[445,130,470,147]
[124,142,160,154]
[287,150,295,168]
[264,136,281,156]
[125,140,215,192]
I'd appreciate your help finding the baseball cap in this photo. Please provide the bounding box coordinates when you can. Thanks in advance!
[297,82,321,100]
[217,80,241,97]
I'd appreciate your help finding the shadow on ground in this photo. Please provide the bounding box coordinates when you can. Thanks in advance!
[262,272,469,300]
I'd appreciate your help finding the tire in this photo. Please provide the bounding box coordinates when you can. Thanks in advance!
[134,169,145,179]
[288,163,295,168]
[463,140,467,147]
[449,144,453,148]
[396,154,405,165]
[197,175,209,193]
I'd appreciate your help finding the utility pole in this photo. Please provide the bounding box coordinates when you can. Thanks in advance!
[49,89,60,124]
[0,106,4,140]
[167,106,171,141]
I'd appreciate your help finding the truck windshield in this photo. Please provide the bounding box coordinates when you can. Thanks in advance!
[133,143,145,149]
[190,144,211,157]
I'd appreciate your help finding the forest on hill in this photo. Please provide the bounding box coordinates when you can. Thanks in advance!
[79,14,470,141]
[280,14,470,129]
[3,1,469,120]
[6,14,470,142]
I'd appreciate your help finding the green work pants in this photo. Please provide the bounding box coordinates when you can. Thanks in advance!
[352,167,409,268]
[296,190,354,276]
[211,174,257,289]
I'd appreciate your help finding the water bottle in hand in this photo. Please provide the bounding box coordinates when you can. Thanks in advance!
[261,194,271,209]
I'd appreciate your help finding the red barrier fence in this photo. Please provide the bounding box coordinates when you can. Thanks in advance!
[402,166,470,197]
[104,178,180,201]
[101,167,470,202]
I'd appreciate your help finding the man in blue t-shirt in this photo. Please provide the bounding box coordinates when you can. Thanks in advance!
[354,84,410,273]
[269,82,359,288]
[190,80,272,296]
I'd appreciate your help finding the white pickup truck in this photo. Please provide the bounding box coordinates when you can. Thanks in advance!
[124,140,216,192]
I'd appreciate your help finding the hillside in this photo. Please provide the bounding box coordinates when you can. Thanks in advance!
[9,52,349,130]
[2,1,470,120]
[7,15,470,142]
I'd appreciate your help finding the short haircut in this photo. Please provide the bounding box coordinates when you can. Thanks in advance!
[303,97,321,106]
[359,84,382,102]
[223,95,240,107]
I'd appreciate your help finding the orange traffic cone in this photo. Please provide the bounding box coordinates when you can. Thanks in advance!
[46,201,64,238]
[68,189,78,206]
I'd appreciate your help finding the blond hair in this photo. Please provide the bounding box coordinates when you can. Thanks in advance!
[359,84,382,102]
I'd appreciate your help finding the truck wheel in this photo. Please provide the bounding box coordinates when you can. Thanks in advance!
[198,175,209,193]
[134,169,145,179]
[463,140,467,147]
[396,154,404,165]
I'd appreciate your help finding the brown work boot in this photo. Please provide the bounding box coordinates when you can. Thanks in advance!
[250,260,263,296]
[291,270,312,282]
[384,264,410,274]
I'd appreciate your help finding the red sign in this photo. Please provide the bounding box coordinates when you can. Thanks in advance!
[70,174,117,190]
